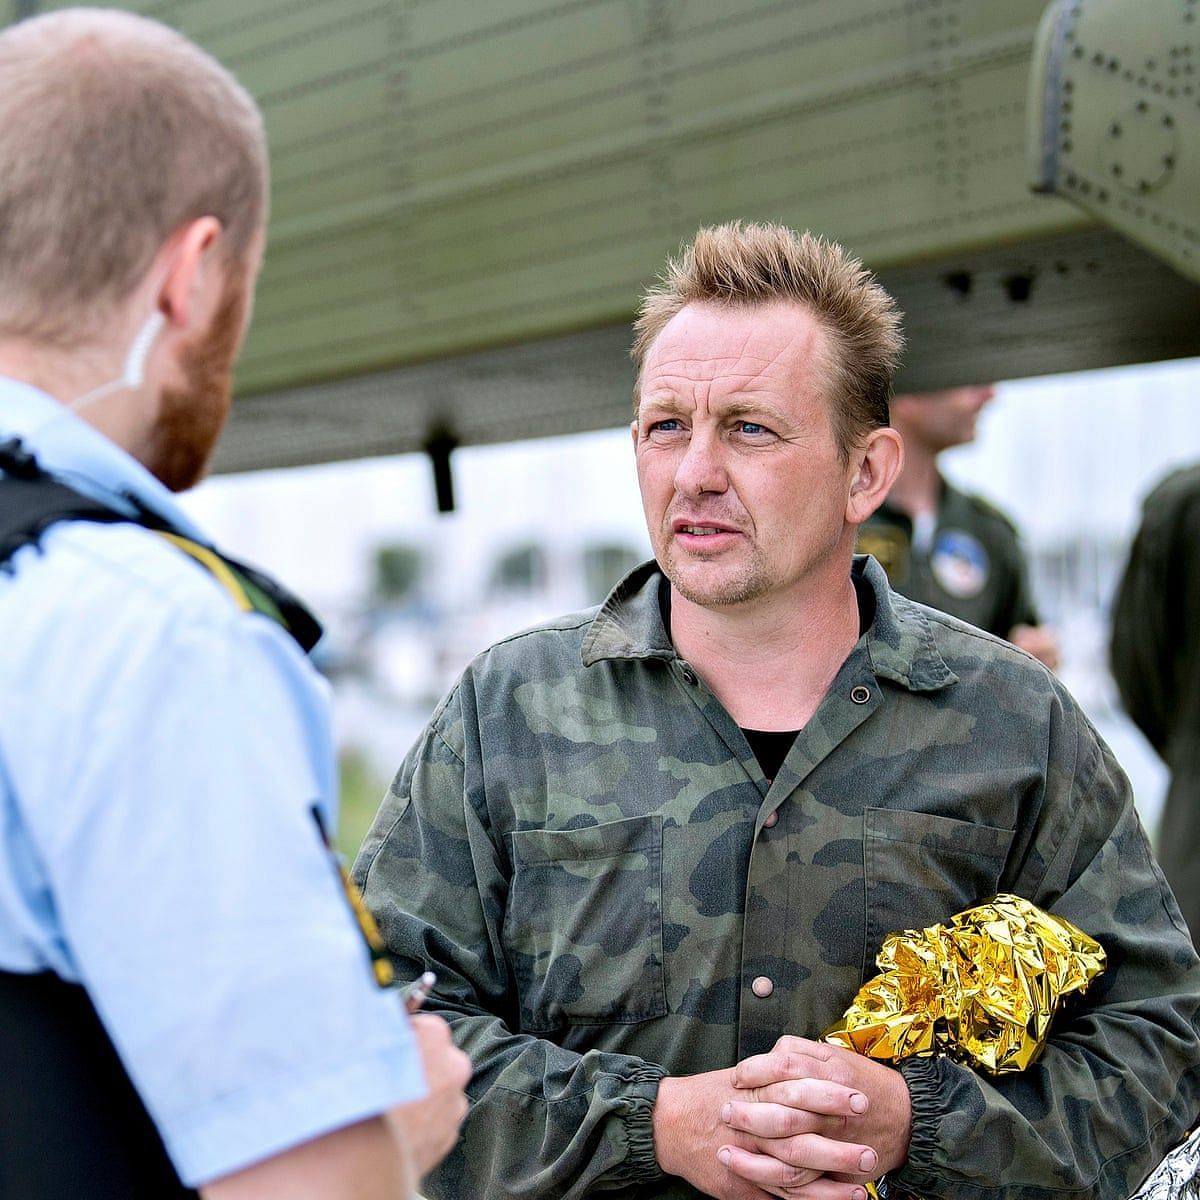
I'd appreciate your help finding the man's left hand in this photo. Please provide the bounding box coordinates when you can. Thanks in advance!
[718,1036,912,1199]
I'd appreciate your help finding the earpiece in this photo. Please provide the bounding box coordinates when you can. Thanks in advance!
[122,310,167,389]
[67,308,167,414]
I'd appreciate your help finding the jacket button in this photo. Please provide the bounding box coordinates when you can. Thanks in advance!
[751,976,774,998]
[763,811,779,828]
[680,663,698,685]
[850,685,871,704]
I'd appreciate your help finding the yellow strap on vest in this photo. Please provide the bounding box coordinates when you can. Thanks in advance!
[157,532,254,613]
[335,859,396,989]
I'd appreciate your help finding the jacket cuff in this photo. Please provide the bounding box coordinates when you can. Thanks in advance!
[616,1064,669,1184]
[890,1056,942,1194]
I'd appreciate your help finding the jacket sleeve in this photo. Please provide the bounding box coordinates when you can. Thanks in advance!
[352,682,668,1199]
[891,682,1200,1200]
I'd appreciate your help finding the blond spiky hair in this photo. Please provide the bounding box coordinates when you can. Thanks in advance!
[632,221,904,459]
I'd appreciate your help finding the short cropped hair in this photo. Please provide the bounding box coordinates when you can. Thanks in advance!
[0,8,268,344]
[632,222,905,459]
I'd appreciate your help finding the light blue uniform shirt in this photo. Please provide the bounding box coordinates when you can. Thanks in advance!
[0,380,426,1186]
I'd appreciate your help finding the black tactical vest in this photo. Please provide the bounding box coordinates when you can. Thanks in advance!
[0,970,200,1199]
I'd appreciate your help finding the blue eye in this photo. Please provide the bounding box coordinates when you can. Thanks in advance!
[737,421,769,436]
[649,419,681,433]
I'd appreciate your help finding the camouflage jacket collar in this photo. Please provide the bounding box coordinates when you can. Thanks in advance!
[859,554,958,692]
[580,560,676,666]
[581,555,957,695]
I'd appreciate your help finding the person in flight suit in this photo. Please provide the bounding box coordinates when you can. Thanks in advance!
[1110,461,1200,939]
[857,385,1060,669]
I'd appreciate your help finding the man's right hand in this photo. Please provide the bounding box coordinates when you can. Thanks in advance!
[719,1037,910,1198]
[389,1012,472,1179]
[652,1067,873,1199]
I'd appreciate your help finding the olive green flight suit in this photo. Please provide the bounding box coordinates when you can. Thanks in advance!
[1111,462,1200,939]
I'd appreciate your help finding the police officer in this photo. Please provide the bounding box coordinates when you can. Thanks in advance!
[858,385,1060,669]
[0,10,468,1198]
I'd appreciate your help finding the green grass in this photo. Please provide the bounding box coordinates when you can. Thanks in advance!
[336,748,389,861]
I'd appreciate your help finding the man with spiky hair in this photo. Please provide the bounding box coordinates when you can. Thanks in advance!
[0,10,467,1198]
[358,221,1199,1200]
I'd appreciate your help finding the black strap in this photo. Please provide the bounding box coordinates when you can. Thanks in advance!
[0,970,199,1199]
[0,438,322,653]
[0,437,150,559]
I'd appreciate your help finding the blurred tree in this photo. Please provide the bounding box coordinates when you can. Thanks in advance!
[336,748,386,859]
[372,542,423,605]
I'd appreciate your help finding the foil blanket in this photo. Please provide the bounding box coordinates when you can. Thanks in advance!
[825,894,1106,1073]
[1129,1129,1200,1200]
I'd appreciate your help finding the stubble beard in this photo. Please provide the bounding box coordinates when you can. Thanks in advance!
[147,279,247,494]
[658,537,775,609]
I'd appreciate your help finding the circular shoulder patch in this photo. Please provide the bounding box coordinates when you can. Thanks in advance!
[930,529,990,598]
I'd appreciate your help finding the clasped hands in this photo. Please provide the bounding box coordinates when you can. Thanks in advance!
[653,1036,912,1200]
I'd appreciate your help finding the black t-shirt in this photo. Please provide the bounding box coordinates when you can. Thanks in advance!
[739,575,874,780]
[661,569,874,782]
[741,727,798,782]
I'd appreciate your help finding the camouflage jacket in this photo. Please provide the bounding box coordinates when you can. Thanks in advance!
[355,557,1200,1200]
[858,479,1039,637]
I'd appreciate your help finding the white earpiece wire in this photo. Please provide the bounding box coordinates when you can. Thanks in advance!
[67,310,166,414]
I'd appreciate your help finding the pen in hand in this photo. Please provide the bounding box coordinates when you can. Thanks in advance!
[402,970,437,1013]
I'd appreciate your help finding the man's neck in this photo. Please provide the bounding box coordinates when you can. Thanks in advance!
[0,343,150,465]
[667,567,862,731]
[885,439,941,519]
[0,340,109,407]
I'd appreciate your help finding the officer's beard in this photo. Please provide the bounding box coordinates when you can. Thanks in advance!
[147,276,248,494]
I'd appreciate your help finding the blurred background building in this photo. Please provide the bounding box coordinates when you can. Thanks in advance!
[12,0,1189,853]
[180,355,1200,854]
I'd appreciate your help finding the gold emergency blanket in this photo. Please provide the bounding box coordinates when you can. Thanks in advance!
[824,894,1106,1074]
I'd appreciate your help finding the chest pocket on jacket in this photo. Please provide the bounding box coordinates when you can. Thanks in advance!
[506,815,666,1032]
[863,807,1015,973]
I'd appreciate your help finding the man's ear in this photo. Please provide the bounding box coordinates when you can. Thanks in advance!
[846,426,904,524]
[155,216,224,332]
[630,418,639,451]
